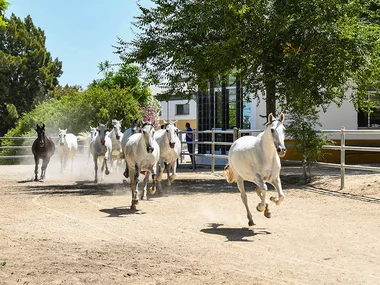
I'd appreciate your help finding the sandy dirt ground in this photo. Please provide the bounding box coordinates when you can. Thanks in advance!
[0,156,380,285]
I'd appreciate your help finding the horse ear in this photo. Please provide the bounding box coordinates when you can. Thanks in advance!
[42,123,45,129]
[280,113,285,123]
[268,113,273,123]
[64,129,67,132]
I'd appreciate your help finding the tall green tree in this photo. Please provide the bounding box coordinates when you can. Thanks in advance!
[0,13,62,135]
[115,0,380,117]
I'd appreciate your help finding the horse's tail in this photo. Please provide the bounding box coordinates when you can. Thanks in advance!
[77,131,89,142]
[223,164,236,183]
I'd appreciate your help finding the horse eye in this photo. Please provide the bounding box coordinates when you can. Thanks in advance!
[271,129,274,133]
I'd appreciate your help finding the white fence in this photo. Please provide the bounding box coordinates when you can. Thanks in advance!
[2,127,380,189]
[179,127,380,189]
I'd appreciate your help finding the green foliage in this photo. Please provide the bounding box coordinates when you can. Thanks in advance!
[89,62,151,104]
[6,86,142,138]
[286,110,334,183]
[0,0,8,27]
[116,0,380,117]
[0,13,63,135]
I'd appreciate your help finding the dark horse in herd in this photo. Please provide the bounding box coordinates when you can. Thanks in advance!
[32,123,55,181]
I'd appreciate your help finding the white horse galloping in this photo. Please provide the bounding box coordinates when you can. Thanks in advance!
[90,123,112,183]
[224,113,287,226]
[154,120,181,186]
[57,128,78,173]
[77,126,97,165]
[123,122,160,210]
[107,119,123,172]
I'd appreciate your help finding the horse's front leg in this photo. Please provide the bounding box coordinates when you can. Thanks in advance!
[169,159,178,184]
[104,150,111,176]
[236,177,255,226]
[255,186,271,218]
[93,155,99,183]
[165,162,172,186]
[40,158,50,181]
[149,163,157,195]
[129,164,140,210]
[34,157,39,181]
[156,159,164,182]
[140,171,150,200]
[270,176,285,206]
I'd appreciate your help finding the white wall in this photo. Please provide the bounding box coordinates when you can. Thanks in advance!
[318,101,357,130]
[159,99,197,121]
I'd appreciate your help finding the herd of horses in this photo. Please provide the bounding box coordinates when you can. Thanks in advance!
[31,113,287,226]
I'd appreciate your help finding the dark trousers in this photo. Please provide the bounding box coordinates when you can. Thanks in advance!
[187,143,195,164]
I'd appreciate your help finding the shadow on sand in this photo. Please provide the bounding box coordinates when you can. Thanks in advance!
[200,223,271,242]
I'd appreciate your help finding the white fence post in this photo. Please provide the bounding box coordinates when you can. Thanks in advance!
[340,126,345,190]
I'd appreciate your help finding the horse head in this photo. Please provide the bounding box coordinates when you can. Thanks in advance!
[97,123,108,145]
[142,122,156,153]
[89,126,97,139]
[164,122,178,149]
[111,119,123,140]
[36,124,46,147]
[267,113,286,158]
[58,128,68,146]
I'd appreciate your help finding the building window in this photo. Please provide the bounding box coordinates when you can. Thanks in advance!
[358,92,380,128]
[176,104,190,115]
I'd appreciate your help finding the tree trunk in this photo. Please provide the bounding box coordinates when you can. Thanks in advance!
[265,79,276,117]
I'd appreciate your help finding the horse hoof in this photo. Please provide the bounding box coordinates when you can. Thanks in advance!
[130,204,136,210]
[169,174,176,182]
[149,187,156,195]
[248,220,256,226]
[105,170,110,175]
[256,204,265,212]
[264,210,271,218]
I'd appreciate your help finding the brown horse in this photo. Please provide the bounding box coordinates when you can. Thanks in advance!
[32,124,56,181]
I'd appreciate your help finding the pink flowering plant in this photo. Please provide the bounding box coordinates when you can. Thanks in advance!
[140,98,161,129]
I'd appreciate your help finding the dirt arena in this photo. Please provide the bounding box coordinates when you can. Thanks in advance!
[0,157,380,284]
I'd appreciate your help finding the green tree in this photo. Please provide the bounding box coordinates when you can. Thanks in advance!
[89,62,151,104]
[0,13,62,135]
[115,0,380,118]
[0,0,8,27]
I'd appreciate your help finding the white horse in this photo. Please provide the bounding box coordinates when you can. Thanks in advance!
[224,113,286,226]
[107,119,123,172]
[123,122,160,210]
[57,128,78,173]
[90,123,112,183]
[77,126,97,165]
[154,120,181,186]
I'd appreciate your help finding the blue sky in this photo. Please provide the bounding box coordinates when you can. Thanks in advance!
[5,0,153,88]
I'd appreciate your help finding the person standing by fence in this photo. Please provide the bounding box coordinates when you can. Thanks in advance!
[185,122,195,166]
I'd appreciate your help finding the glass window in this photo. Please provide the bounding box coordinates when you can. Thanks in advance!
[358,92,380,128]
[176,104,190,115]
